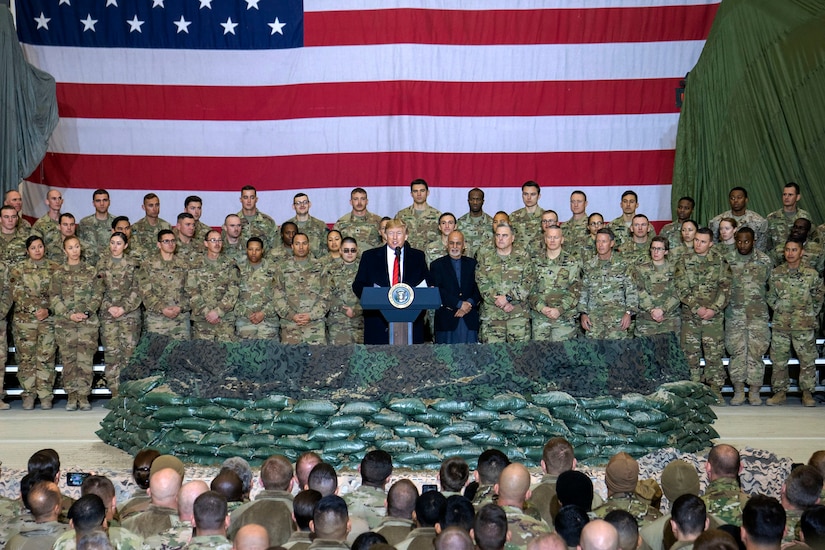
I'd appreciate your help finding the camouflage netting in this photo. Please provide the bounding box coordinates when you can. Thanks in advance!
[98,333,720,468]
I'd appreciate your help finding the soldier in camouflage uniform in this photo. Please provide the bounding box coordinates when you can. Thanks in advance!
[138,230,191,340]
[766,239,825,407]
[631,237,681,338]
[183,195,213,242]
[496,463,551,550]
[768,219,825,276]
[0,205,29,266]
[765,182,812,251]
[529,226,581,342]
[618,214,655,263]
[562,190,591,253]
[53,494,144,550]
[276,233,330,345]
[609,190,642,250]
[344,451,392,529]
[724,227,772,406]
[579,228,638,340]
[674,228,731,396]
[318,230,343,271]
[509,181,545,256]
[185,230,239,342]
[708,187,769,251]
[334,188,383,251]
[220,214,247,267]
[0,263,12,409]
[269,222,297,261]
[31,189,63,261]
[238,185,278,251]
[76,189,115,266]
[130,193,172,261]
[286,193,329,257]
[3,189,31,229]
[476,222,535,343]
[659,197,695,250]
[10,236,57,410]
[235,237,283,340]
[50,236,104,411]
[592,453,661,527]
[395,179,441,250]
[326,237,363,345]
[53,526,144,550]
[44,213,78,262]
[184,492,232,550]
[456,188,493,259]
[174,212,206,264]
[702,444,748,526]
[97,232,142,398]
[424,213,457,266]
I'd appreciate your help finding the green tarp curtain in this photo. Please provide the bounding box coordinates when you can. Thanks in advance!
[672,0,825,226]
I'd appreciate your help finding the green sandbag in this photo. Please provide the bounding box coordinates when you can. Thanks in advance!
[628,409,669,427]
[175,417,215,431]
[656,418,679,433]
[339,402,382,415]
[254,395,293,410]
[357,424,394,441]
[532,391,577,408]
[323,440,367,454]
[514,435,546,447]
[567,422,607,437]
[200,431,237,445]
[157,428,200,445]
[212,397,251,410]
[550,406,592,423]
[141,391,184,407]
[430,399,473,413]
[235,408,277,423]
[489,419,535,435]
[388,397,427,415]
[175,442,217,456]
[461,408,500,423]
[293,399,338,416]
[237,434,276,447]
[375,438,418,453]
[419,435,465,450]
[277,412,323,428]
[154,406,198,421]
[371,410,408,427]
[469,431,507,446]
[326,416,366,430]
[658,381,696,398]
[121,376,163,397]
[605,418,638,435]
[477,393,528,412]
[589,408,630,421]
[216,445,256,459]
[513,406,554,424]
[619,393,651,411]
[394,451,442,465]
[601,434,629,446]
[307,428,353,442]
[137,418,161,430]
[181,396,211,407]
[414,411,453,427]
[629,430,668,447]
[602,444,648,457]
[214,419,254,434]
[505,448,526,461]
[573,443,600,459]
[260,423,306,436]
[579,396,619,409]
[394,425,435,439]
[440,422,480,436]
[441,445,483,459]
[275,437,322,451]
[194,405,234,420]
[534,422,569,437]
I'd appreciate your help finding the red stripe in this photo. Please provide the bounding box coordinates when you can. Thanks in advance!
[34,150,675,190]
[57,78,684,121]
[304,6,719,46]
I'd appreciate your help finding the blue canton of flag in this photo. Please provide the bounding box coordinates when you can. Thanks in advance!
[17,0,303,50]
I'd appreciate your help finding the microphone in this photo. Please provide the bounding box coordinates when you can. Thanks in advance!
[395,246,402,258]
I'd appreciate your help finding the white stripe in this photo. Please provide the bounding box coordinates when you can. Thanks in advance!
[26,181,675,228]
[50,113,679,157]
[22,41,705,86]
[306,0,720,11]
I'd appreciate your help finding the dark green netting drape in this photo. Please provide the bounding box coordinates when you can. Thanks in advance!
[0,6,57,194]
[672,0,825,226]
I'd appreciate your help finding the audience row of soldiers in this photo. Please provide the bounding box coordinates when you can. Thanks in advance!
[0,182,823,410]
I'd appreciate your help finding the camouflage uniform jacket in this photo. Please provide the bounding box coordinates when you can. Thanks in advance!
[618,235,654,264]
[185,255,239,319]
[3,520,68,550]
[708,210,769,251]
[0,263,12,319]
[121,504,179,539]
[476,248,535,321]
[286,215,329,257]
[31,215,61,259]
[562,216,590,251]
[327,262,362,317]
[98,256,142,321]
[138,253,190,314]
[193,220,212,242]
[174,238,205,265]
[471,483,497,508]
[141,519,193,550]
[275,258,330,321]
[0,229,29,266]
[395,204,442,250]
[528,474,559,526]
[344,485,386,529]
[236,259,285,322]
[783,508,803,544]
[725,250,771,324]
[220,239,246,268]
[529,250,581,321]
[767,264,824,331]
[282,530,312,550]
[702,478,748,526]
[501,505,551,550]
[509,207,545,245]
[237,210,278,251]
[766,207,812,250]
[674,253,731,315]
[424,238,448,266]
[592,493,661,526]
[129,217,172,258]
[769,240,825,276]
[306,539,349,550]
[53,527,143,550]
[395,527,437,550]
[77,213,115,265]
[373,517,415,546]
[184,534,232,550]
[49,262,104,328]
[609,215,633,247]
[228,491,295,544]
[9,258,57,320]
[658,221,684,251]
[457,211,493,258]
[632,260,680,322]
[334,211,383,250]
[578,253,639,315]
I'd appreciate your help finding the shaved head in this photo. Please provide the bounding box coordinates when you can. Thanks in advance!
[496,463,532,506]
[233,524,270,550]
[578,520,619,550]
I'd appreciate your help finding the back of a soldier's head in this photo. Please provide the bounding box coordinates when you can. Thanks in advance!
[415,490,447,528]
[603,510,639,550]
[557,470,594,511]
[707,445,740,479]
[81,476,116,519]
[293,489,323,531]
[555,505,590,547]
[261,455,294,491]
[440,458,470,492]
[28,449,61,481]
[528,533,568,550]
[352,531,388,550]
[312,495,349,540]
[801,505,825,549]
[221,457,252,497]
[436,526,475,550]
[543,438,575,476]
[132,449,160,489]
[439,495,475,532]
[785,465,824,510]
[473,504,508,550]
[28,481,62,521]
[387,479,419,519]
[211,468,244,502]
[193,491,228,533]
[693,529,739,550]
[307,463,338,496]
[579,519,620,550]
[742,495,786,547]
[670,494,707,539]
[68,494,107,534]
[360,450,393,486]
[77,530,113,550]
[476,449,510,485]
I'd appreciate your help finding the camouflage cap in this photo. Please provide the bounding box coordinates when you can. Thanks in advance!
[660,460,700,501]
[605,452,638,494]
[150,455,185,478]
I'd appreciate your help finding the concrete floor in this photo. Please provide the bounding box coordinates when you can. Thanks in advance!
[2,396,824,471]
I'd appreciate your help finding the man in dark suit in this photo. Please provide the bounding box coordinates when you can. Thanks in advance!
[353,219,430,344]
[429,231,482,344]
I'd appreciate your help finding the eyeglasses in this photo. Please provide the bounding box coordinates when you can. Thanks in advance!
[342,248,357,253]
[294,200,309,206]
[206,238,222,243]
[160,239,176,244]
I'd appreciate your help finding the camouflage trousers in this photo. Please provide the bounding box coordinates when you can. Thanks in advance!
[236,318,280,340]
[634,315,681,339]
[145,311,191,340]
[100,311,141,394]
[55,320,99,398]
[681,313,725,386]
[725,321,769,385]
[585,312,633,340]
[327,314,364,345]
[192,315,237,342]
[530,314,579,342]
[771,329,817,392]
[480,315,530,344]
[0,319,6,398]
[13,318,56,399]
[280,319,327,345]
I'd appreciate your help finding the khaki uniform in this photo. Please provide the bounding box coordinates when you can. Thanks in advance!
[138,253,191,340]
[235,259,283,340]
[335,211,383,250]
[185,255,239,341]
[476,248,535,343]
[276,257,330,345]
[98,256,142,394]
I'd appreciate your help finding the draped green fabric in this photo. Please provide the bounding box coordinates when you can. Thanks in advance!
[0,6,57,194]
[672,0,825,227]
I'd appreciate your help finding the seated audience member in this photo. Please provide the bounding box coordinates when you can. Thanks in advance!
[435,526,475,550]
[232,524,269,550]
[578,519,620,550]
[345,450,393,529]
[211,469,246,513]
[309,495,350,549]
[555,505,590,548]
[395,491,447,550]
[121,466,181,538]
[283,489,322,550]
[592,453,660,526]
[781,465,824,544]
[692,529,739,550]
[222,458,253,502]
[53,495,143,550]
[307,463,338,497]
[80,476,118,528]
[640,459,702,550]
[468,449,510,507]
[142,480,209,549]
[603,510,640,550]
[351,532,389,550]
[472,504,509,550]
[669,495,709,550]
[373,480,418,545]
[436,495,475,533]
[556,470,595,512]
[295,453,322,492]
[189,491,231,549]
[495,463,550,546]
[440,458,471,497]
[119,449,160,520]
[4,480,68,550]
[76,530,114,550]
[740,495,785,550]
[527,533,568,550]
[800,505,825,550]
[229,455,296,546]
[702,444,748,527]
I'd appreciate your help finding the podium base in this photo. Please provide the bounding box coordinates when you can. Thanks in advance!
[389,322,413,346]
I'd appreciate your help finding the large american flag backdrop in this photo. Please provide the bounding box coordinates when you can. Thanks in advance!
[15,0,720,228]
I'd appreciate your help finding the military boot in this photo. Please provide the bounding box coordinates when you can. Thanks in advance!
[802,391,816,407]
[65,393,78,411]
[709,385,725,406]
[22,394,36,410]
[40,397,53,410]
[78,397,92,411]
[766,391,786,406]
[0,399,10,410]
[730,383,746,406]
[110,386,119,399]
[748,385,762,406]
